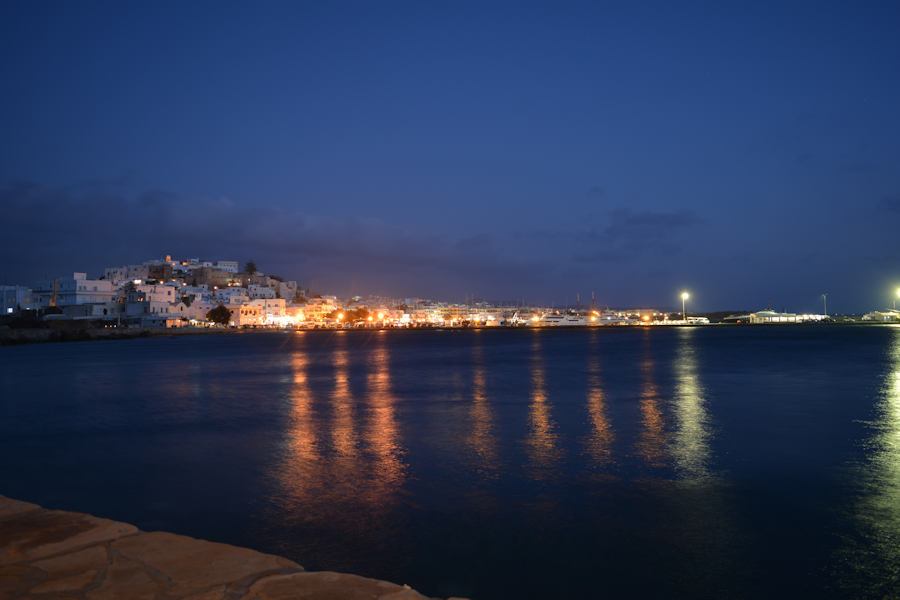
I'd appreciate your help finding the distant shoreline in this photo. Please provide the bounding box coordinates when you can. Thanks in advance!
[1,320,891,346]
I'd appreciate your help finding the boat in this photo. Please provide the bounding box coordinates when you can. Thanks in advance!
[536,313,590,327]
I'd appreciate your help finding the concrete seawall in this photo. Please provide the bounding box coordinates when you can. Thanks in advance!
[0,496,450,599]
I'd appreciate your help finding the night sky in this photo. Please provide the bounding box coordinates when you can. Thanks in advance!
[2,1,899,312]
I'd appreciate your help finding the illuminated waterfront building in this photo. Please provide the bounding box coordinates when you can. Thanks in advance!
[862,310,900,322]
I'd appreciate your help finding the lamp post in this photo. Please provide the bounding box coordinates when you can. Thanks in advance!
[895,287,900,311]
[680,291,690,322]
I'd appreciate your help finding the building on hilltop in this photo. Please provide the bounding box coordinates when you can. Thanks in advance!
[190,267,233,288]
[248,284,277,299]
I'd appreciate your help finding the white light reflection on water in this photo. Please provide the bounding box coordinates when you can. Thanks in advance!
[671,327,712,480]
[838,326,900,593]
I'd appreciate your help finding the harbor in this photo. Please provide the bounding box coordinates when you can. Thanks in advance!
[4,325,900,597]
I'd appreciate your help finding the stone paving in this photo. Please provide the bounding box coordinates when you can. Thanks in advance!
[0,496,444,599]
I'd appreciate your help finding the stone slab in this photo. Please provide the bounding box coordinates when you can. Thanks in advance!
[242,571,431,600]
[0,498,39,521]
[111,531,302,597]
[0,496,450,600]
[0,507,136,566]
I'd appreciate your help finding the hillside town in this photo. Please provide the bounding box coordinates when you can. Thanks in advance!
[0,254,894,330]
[0,254,699,329]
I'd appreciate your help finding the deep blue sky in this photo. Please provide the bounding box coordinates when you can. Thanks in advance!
[2,1,899,311]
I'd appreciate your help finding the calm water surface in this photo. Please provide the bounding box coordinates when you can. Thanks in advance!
[2,326,899,598]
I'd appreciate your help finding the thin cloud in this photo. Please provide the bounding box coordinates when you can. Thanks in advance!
[0,180,540,299]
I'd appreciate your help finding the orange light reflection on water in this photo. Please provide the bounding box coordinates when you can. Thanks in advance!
[585,331,614,467]
[526,332,561,477]
[468,341,498,477]
[636,331,667,468]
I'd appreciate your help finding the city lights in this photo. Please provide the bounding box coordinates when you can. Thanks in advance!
[11,253,893,328]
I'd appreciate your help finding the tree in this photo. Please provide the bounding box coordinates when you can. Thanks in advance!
[245,261,258,275]
[206,305,232,326]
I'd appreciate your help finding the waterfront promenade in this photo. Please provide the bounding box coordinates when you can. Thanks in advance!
[0,496,441,599]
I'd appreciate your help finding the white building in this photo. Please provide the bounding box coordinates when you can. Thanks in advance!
[103,264,150,286]
[33,273,117,308]
[277,280,298,300]
[131,284,177,303]
[231,304,265,327]
[862,310,900,322]
[1,286,32,314]
[124,283,187,318]
[303,296,340,323]
[749,310,827,324]
[214,260,239,274]
[180,285,213,304]
[248,284,277,299]
[249,298,286,316]
[215,287,249,305]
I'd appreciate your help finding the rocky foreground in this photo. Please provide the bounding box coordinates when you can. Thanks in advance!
[0,496,453,599]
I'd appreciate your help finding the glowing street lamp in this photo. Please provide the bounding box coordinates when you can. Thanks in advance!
[680,291,690,322]
[336,312,344,323]
[894,287,900,311]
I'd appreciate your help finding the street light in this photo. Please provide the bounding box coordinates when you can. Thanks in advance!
[680,291,690,322]
[895,287,900,311]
